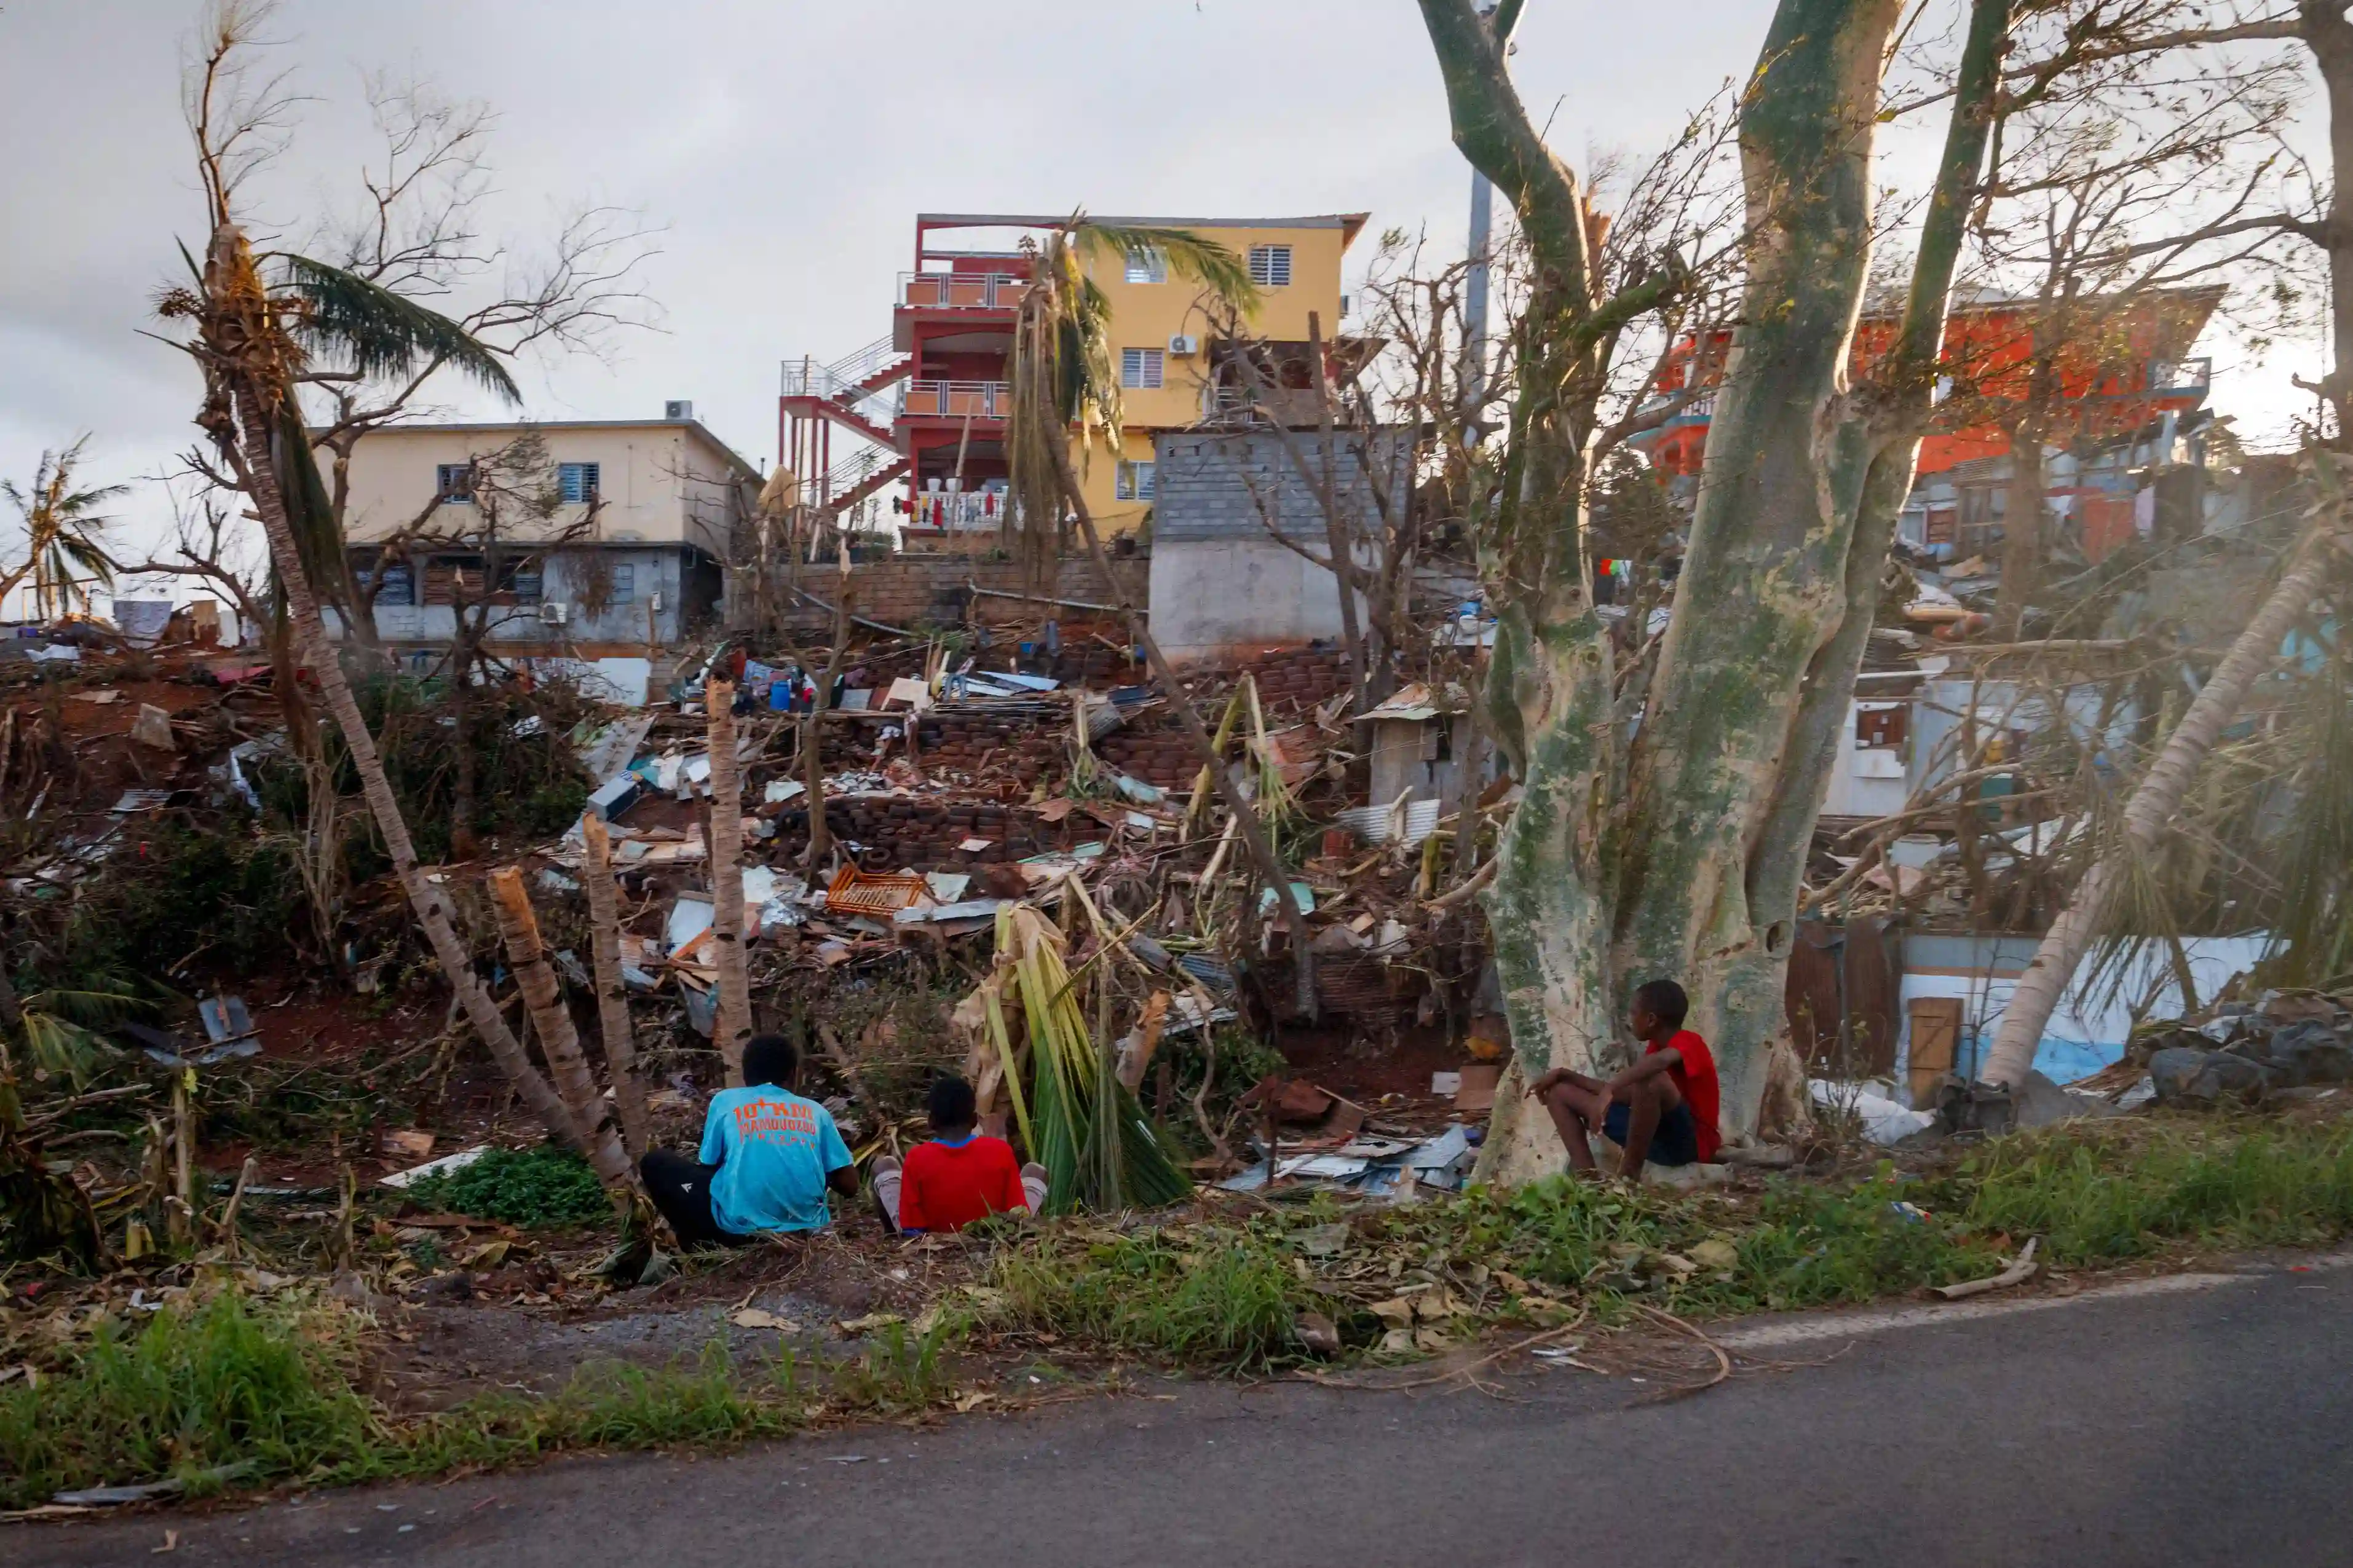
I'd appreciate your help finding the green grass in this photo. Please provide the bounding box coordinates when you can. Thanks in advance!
[17,1116,2352,1510]
[995,1227,1308,1369]
[991,1114,2353,1369]
[0,1290,807,1511]
[1967,1117,2353,1262]
[402,1143,610,1228]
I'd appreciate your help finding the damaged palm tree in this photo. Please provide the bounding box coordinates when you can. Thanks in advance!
[486,867,631,1184]
[1415,0,2015,1178]
[0,1034,104,1267]
[1980,471,2353,1090]
[1002,213,1322,1015]
[995,903,1188,1213]
[154,4,596,1173]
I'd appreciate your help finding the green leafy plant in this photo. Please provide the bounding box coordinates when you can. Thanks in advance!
[403,1143,609,1227]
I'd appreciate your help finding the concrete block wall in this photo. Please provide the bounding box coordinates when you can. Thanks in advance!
[796,553,1150,633]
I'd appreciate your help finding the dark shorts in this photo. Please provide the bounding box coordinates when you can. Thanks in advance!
[1602,1101,1701,1167]
[639,1149,755,1248]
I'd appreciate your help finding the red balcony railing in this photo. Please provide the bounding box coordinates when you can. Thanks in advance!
[902,379,1009,419]
[899,272,1026,310]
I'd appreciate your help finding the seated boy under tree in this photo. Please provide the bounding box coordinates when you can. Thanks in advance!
[641,1033,859,1246]
[871,1074,1047,1233]
[1525,979,1723,1182]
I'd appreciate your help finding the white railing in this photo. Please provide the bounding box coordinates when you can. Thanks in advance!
[906,490,1017,532]
[903,379,1010,419]
[780,335,906,403]
[898,271,1027,310]
[804,450,900,508]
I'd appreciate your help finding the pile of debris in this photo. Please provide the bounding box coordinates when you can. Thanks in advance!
[2133,992,2353,1105]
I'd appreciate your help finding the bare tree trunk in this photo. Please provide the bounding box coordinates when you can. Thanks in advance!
[802,546,853,877]
[1993,431,2047,642]
[1979,504,2343,1087]
[486,865,631,1183]
[1420,0,2008,1176]
[448,638,480,861]
[580,812,650,1159]
[705,680,754,1085]
[1307,311,1367,715]
[2309,0,2353,443]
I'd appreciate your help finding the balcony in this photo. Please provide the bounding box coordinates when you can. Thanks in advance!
[899,272,1027,311]
[902,379,1010,420]
[905,490,1018,534]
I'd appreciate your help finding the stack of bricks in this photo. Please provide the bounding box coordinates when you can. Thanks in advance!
[1241,647,1350,712]
[1097,725,1198,790]
[912,715,1051,786]
[772,798,1086,872]
[794,554,1151,634]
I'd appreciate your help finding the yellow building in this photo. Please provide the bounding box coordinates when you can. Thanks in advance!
[1072,214,1367,534]
[778,211,1369,542]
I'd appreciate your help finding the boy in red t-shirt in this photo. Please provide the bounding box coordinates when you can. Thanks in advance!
[871,1076,1047,1233]
[1526,979,1722,1182]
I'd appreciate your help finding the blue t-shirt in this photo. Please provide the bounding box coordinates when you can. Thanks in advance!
[697,1086,853,1235]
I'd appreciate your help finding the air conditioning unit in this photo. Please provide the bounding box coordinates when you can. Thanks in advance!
[538,602,570,626]
[665,400,694,420]
[1168,334,1200,357]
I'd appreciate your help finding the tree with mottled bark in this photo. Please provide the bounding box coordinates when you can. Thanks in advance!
[1417,0,2017,1178]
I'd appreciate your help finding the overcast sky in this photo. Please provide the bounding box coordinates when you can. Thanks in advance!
[0,0,2326,589]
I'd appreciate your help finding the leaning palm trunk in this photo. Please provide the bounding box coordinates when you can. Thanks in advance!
[197,225,588,1162]
[488,868,631,1183]
[705,680,754,1084]
[1978,497,2347,1089]
[581,813,652,1159]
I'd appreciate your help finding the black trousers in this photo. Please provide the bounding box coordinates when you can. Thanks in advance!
[639,1149,749,1248]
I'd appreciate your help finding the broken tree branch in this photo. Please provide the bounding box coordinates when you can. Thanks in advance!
[580,812,651,1160]
[705,680,754,1085]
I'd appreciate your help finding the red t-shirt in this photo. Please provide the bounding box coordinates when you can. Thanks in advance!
[898,1134,1029,1232]
[1650,1029,1722,1162]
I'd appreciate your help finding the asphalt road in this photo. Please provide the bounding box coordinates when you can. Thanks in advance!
[21,1256,2353,1567]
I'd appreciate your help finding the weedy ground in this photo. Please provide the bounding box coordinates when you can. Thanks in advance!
[9,1109,2351,1513]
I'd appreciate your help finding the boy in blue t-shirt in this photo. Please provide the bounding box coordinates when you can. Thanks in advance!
[641,1034,857,1246]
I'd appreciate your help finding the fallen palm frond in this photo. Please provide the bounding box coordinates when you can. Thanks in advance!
[995,904,1188,1214]
[18,988,148,1089]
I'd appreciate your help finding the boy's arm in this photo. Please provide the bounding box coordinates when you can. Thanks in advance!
[817,1111,860,1198]
[1606,1047,1682,1097]
[697,1101,727,1167]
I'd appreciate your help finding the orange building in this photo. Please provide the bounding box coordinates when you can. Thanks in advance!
[1632,286,2221,561]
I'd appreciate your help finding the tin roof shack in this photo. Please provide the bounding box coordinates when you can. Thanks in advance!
[1364,683,1478,816]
